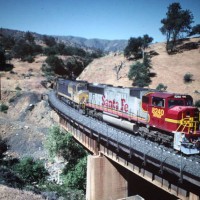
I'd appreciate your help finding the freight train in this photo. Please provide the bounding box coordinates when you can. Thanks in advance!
[55,79,200,155]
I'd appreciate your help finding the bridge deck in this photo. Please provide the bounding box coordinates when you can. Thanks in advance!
[48,91,200,189]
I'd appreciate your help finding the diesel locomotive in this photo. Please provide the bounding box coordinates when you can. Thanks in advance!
[55,79,200,155]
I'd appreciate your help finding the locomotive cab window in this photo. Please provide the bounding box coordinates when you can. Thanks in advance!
[77,84,86,91]
[168,99,184,108]
[186,99,193,106]
[152,97,165,107]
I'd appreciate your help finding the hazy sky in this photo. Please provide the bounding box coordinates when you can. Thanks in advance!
[0,0,200,42]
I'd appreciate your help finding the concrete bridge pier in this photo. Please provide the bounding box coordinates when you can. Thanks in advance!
[86,154,128,200]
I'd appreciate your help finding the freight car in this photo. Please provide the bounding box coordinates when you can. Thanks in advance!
[55,79,200,155]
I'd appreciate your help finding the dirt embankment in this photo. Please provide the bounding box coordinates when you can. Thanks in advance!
[0,56,56,199]
[0,56,55,159]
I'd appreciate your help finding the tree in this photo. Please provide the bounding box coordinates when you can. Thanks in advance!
[0,47,6,69]
[56,43,66,55]
[43,35,57,47]
[24,31,35,44]
[128,54,152,87]
[113,61,125,80]
[0,136,7,160]
[141,34,153,58]
[124,35,153,59]
[12,39,32,59]
[160,3,194,53]
[124,37,143,59]
[45,55,67,75]
[0,35,15,50]
[64,56,85,78]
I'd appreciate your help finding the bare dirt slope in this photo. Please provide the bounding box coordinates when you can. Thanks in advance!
[0,56,54,199]
[78,37,200,102]
[0,55,54,159]
[1,56,47,93]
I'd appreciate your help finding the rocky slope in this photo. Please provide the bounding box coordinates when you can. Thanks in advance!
[0,56,53,156]
[0,56,55,199]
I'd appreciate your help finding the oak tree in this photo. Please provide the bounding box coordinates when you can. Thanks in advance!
[160,3,194,53]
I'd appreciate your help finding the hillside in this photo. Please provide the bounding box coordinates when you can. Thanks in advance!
[0,56,54,199]
[0,55,54,157]
[0,37,200,199]
[78,37,200,102]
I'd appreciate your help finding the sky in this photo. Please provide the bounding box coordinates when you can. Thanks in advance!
[0,0,200,42]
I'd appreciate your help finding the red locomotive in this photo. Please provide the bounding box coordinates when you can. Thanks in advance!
[56,79,200,154]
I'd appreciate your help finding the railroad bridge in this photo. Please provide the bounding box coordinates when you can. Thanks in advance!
[48,91,200,200]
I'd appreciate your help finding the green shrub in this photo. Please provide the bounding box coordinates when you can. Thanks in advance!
[13,157,48,184]
[41,63,55,76]
[63,157,87,191]
[15,86,22,90]
[128,55,152,87]
[0,104,8,113]
[156,83,167,91]
[45,126,87,162]
[45,126,87,192]
[184,73,193,83]
[24,55,35,63]
[195,100,200,108]
[16,91,22,97]
[9,97,15,103]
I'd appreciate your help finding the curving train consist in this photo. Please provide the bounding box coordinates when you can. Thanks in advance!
[55,79,200,155]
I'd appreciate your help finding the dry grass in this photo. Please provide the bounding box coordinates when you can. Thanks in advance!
[0,55,47,98]
[78,37,200,102]
[0,185,44,200]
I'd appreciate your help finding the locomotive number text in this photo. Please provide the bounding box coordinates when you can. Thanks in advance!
[152,108,164,118]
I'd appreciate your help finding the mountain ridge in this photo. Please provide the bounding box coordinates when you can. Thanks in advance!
[56,35,127,52]
[0,28,127,52]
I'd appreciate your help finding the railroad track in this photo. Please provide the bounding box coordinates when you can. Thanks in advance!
[48,91,200,188]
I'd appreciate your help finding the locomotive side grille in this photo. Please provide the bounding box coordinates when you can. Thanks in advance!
[130,90,140,98]
[88,85,104,95]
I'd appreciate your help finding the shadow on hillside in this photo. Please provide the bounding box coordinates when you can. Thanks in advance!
[168,38,200,55]
[149,72,157,78]
[149,50,159,58]
[178,41,199,51]
[0,64,14,72]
